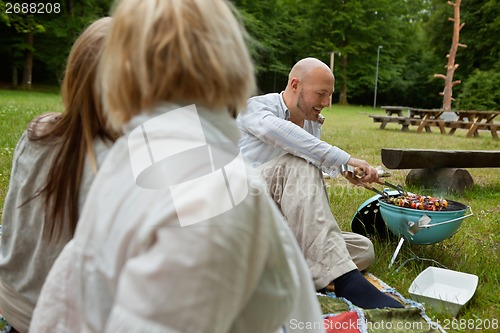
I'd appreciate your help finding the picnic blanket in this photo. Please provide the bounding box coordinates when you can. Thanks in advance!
[319,273,446,333]
[0,272,445,333]
[0,313,12,333]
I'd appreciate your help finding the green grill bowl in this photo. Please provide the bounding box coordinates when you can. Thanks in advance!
[378,199,469,245]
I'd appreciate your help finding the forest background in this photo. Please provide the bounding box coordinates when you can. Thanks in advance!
[1,0,500,110]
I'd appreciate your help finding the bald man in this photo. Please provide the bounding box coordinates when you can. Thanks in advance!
[237,58,402,309]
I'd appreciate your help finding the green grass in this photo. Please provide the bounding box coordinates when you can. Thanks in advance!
[322,105,500,332]
[0,91,499,331]
[0,89,63,215]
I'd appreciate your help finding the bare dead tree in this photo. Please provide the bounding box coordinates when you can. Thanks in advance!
[434,0,467,111]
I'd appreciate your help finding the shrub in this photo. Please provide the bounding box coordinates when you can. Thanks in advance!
[457,69,500,110]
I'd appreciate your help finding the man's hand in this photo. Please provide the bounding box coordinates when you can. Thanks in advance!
[346,158,379,184]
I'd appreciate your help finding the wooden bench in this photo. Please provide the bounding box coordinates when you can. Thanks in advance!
[450,110,499,139]
[445,121,498,139]
[381,148,500,192]
[370,114,498,138]
[474,123,498,139]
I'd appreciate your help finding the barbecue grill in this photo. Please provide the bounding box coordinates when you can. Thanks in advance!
[351,190,398,239]
[351,190,473,268]
[378,197,470,245]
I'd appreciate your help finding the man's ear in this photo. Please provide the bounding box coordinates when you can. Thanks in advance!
[290,77,300,91]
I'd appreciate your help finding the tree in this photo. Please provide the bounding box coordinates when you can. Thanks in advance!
[0,0,113,87]
[457,68,500,110]
[235,0,500,108]
[433,0,467,111]
[457,0,500,78]
[304,0,424,105]
[3,0,498,110]
[425,0,500,108]
[231,0,309,92]
[0,0,45,88]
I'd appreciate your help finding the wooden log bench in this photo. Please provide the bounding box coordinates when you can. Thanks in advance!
[381,148,500,192]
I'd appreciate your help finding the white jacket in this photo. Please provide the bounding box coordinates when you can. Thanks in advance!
[30,105,325,333]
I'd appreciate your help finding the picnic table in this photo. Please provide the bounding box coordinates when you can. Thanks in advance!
[370,108,499,139]
[372,106,446,133]
[447,110,500,139]
[370,106,416,131]
[408,108,446,134]
[380,106,409,117]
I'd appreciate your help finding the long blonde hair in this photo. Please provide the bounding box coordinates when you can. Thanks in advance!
[100,0,256,131]
[35,17,118,240]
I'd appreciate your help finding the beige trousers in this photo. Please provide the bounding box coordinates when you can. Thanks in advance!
[258,154,374,289]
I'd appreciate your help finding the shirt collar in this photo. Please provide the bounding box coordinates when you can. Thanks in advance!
[278,92,325,124]
[279,92,290,120]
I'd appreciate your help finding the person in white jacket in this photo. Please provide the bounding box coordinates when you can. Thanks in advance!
[0,17,117,333]
[29,0,326,332]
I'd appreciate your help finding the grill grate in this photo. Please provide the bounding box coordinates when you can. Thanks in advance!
[379,197,467,212]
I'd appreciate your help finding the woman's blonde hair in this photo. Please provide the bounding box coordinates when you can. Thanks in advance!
[100,0,256,130]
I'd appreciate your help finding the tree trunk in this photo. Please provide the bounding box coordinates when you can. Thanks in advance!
[338,54,348,105]
[11,64,18,88]
[434,0,467,111]
[21,31,33,89]
[67,0,74,16]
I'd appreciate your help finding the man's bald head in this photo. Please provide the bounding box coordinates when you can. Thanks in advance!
[288,58,334,84]
[282,57,334,125]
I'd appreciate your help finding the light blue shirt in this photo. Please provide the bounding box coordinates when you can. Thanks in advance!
[236,92,350,176]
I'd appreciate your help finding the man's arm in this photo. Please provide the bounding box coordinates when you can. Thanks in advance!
[239,102,350,170]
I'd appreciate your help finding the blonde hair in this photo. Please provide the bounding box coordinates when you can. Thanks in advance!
[100,0,256,130]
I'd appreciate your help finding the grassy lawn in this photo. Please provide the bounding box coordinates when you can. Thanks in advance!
[1,89,499,331]
[0,89,64,216]
[322,105,499,332]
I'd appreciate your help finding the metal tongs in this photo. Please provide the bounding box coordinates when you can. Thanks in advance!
[340,164,406,199]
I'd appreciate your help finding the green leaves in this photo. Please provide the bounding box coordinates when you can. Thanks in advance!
[233,0,433,105]
[1,0,498,109]
[457,69,500,110]
[0,0,114,86]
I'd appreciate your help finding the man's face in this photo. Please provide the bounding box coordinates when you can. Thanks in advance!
[294,73,334,122]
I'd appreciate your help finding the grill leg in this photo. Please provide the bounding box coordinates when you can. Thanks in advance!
[388,237,405,269]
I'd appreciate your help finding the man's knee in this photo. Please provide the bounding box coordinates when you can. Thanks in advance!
[345,233,375,272]
[356,238,375,271]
